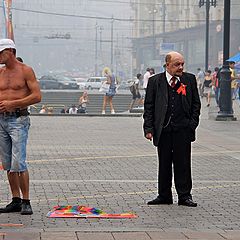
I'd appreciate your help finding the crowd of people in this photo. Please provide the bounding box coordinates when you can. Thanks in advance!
[196,62,240,108]
[36,91,89,115]
[33,66,156,115]
[127,67,156,112]
[29,63,240,115]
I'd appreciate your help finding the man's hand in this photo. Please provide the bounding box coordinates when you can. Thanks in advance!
[145,133,153,141]
[0,100,15,112]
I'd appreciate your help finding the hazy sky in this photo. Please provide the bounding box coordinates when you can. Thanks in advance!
[1,0,134,77]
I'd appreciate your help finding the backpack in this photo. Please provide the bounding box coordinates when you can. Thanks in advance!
[129,83,136,94]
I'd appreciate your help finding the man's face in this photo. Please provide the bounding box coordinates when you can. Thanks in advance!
[0,49,11,64]
[166,54,184,77]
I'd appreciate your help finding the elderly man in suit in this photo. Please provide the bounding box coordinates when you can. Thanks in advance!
[143,51,201,207]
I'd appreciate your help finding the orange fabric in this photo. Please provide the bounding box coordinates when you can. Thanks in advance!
[177,84,186,96]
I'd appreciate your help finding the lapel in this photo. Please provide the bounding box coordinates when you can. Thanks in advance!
[157,72,168,102]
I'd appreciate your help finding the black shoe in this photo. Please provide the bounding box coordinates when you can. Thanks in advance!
[147,197,173,205]
[178,198,197,207]
[21,202,33,215]
[0,201,22,213]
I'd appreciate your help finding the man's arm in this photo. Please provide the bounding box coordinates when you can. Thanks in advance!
[15,66,41,108]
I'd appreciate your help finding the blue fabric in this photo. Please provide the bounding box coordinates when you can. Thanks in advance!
[106,74,116,97]
[227,52,240,62]
[0,115,30,172]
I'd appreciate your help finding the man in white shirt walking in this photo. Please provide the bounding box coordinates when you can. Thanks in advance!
[143,68,151,92]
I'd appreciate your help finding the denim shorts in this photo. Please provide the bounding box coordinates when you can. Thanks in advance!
[0,115,30,172]
[106,87,116,97]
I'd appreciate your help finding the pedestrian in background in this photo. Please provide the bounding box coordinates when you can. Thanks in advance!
[47,107,54,114]
[212,67,220,106]
[149,67,155,76]
[69,104,78,114]
[78,91,89,113]
[196,68,205,98]
[143,68,151,92]
[101,67,117,114]
[128,73,142,112]
[203,70,212,107]
[39,105,47,114]
[0,38,41,215]
[60,105,68,114]
[143,51,201,207]
[229,61,240,100]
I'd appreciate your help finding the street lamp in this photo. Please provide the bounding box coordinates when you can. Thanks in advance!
[99,26,104,52]
[95,22,98,76]
[111,16,114,70]
[162,0,166,33]
[149,8,157,60]
[216,0,236,120]
[199,0,217,71]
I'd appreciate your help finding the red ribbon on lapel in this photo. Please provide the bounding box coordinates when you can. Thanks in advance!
[177,83,186,96]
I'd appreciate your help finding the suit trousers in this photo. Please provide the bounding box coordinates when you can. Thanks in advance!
[157,128,192,201]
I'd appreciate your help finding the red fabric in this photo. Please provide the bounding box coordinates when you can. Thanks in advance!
[212,72,218,87]
[171,77,176,88]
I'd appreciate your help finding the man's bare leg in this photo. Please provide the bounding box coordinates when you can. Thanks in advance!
[0,172,22,213]
[18,170,33,215]
[7,171,30,200]
[19,170,30,200]
[7,171,21,198]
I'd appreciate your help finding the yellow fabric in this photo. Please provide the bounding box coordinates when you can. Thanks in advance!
[231,80,238,88]
[230,68,237,88]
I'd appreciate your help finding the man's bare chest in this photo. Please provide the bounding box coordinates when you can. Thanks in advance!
[0,70,26,91]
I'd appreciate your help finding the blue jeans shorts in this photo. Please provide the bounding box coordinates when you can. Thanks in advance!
[0,115,30,172]
[106,87,116,97]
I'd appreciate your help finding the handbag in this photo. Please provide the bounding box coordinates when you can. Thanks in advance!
[99,81,110,93]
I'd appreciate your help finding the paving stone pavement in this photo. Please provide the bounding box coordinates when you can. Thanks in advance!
[0,98,240,239]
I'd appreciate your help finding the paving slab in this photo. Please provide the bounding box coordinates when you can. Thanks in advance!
[3,232,40,240]
[41,232,78,240]
[183,231,225,239]
[77,232,114,240]
[220,230,240,240]
[147,231,187,239]
[113,232,151,240]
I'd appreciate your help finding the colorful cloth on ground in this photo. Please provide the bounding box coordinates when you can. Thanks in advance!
[47,205,137,219]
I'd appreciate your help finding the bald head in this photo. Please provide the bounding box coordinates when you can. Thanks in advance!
[165,51,184,64]
[165,51,184,77]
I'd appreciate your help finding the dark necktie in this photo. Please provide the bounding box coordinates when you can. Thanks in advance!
[170,76,176,88]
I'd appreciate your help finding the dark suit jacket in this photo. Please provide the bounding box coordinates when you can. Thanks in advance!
[143,71,201,146]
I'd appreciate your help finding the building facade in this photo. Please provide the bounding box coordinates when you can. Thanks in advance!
[132,0,240,74]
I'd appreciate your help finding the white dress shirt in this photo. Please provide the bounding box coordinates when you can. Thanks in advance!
[166,71,180,86]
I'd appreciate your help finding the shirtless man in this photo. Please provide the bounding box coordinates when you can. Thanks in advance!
[0,39,41,215]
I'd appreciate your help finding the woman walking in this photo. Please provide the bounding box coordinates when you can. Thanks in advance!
[101,67,117,114]
[203,70,212,107]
